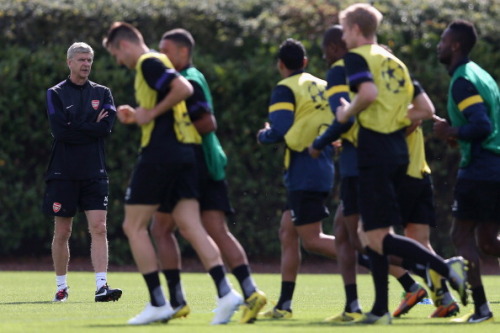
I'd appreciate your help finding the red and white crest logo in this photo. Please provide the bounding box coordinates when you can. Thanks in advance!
[53,202,62,213]
[91,100,99,110]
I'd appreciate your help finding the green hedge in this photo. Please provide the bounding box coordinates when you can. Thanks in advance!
[1,0,499,264]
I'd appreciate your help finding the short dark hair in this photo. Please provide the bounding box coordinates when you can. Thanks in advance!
[161,28,195,55]
[278,38,306,70]
[102,22,143,49]
[322,25,346,49]
[448,20,477,55]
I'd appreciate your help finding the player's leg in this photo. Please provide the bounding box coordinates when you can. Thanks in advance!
[172,199,242,324]
[292,190,335,258]
[450,178,500,323]
[397,174,458,317]
[470,222,500,321]
[124,204,175,325]
[173,200,222,269]
[262,210,297,319]
[202,209,266,323]
[199,179,264,302]
[325,204,363,322]
[123,161,177,325]
[203,210,248,268]
[451,218,493,322]
[123,204,162,272]
[296,222,335,258]
[355,164,468,324]
[450,178,495,323]
[150,211,188,318]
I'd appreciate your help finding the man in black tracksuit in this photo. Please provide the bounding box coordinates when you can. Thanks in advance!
[43,42,122,303]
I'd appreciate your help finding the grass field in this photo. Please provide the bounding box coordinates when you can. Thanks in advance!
[0,271,498,332]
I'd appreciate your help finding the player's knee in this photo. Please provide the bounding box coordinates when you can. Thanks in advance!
[301,237,320,253]
[89,222,107,236]
[54,228,72,242]
[122,220,135,238]
[278,226,289,241]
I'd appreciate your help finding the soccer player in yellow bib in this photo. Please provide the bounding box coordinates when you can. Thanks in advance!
[336,3,469,324]
[103,22,242,325]
[257,38,336,319]
[150,28,266,324]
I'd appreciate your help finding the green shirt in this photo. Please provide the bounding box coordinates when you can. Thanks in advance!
[448,61,500,167]
[181,66,227,181]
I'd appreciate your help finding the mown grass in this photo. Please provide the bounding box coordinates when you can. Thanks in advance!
[0,271,498,332]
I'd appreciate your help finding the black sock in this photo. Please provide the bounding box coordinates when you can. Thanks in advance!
[397,272,417,293]
[208,265,231,298]
[276,281,295,311]
[472,286,488,315]
[143,271,165,307]
[401,258,427,280]
[163,269,185,308]
[358,248,371,270]
[382,234,449,278]
[344,283,361,313]
[366,247,388,316]
[440,278,450,293]
[232,264,257,299]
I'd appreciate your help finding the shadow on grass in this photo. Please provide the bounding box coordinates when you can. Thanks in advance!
[1,301,53,305]
[1,301,88,305]
[258,318,500,327]
[88,321,169,328]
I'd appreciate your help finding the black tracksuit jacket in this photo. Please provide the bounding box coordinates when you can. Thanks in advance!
[45,78,116,181]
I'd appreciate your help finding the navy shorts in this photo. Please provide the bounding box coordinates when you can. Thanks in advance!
[340,176,359,216]
[397,173,436,227]
[125,160,198,208]
[42,178,109,217]
[286,190,330,226]
[358,163,407,232]
[453,178,500,223]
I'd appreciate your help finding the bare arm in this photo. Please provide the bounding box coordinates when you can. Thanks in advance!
[336,82,378,123]
[135,76,193,125]
[407,91,435,122]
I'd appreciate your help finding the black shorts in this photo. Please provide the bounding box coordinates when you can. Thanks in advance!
[42,178,109,217]
[158,178,233,214]
[158,144,233,214]
[199,178,234,214]
[397,173,436,227]
[125,160,198,208]
[340,176,359,216]
[286,190,330,226]
[453,178,500,223]
[358,163,407,232]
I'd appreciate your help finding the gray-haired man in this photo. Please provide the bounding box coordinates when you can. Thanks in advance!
[43,42,122,302]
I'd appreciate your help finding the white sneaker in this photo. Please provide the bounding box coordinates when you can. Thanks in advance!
[128,302,174,325]
[211,289,243,325]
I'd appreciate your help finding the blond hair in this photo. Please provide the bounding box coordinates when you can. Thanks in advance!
[339,3,382,38]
